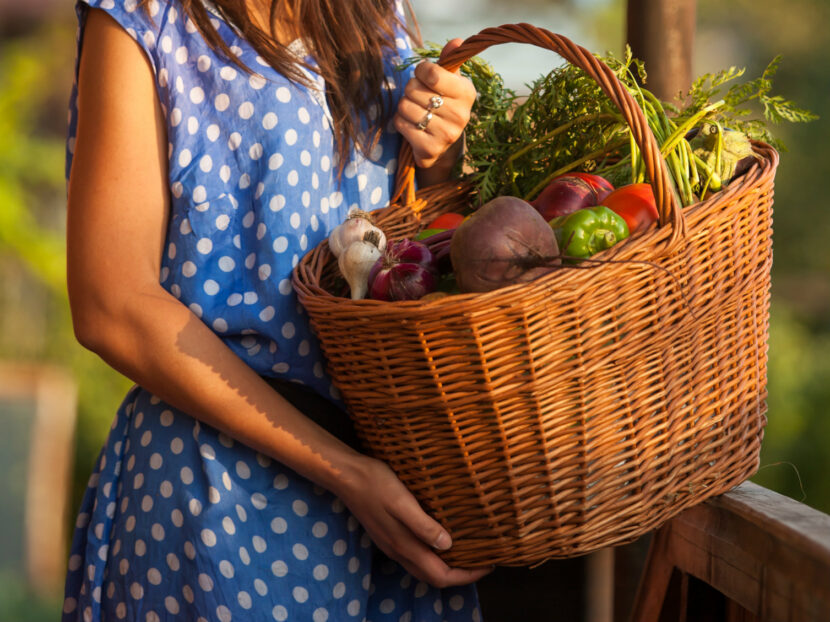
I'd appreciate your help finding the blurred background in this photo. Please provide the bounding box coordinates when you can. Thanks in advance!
[0,0,827,619]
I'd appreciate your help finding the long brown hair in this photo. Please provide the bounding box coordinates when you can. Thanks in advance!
[143,0,421,175]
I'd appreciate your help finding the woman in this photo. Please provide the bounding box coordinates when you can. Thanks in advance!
[62,0,487,619]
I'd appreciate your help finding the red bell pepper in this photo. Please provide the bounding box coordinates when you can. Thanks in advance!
[600,183,659,234]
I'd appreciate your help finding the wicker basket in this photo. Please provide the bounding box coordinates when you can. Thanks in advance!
[292,24,777,567]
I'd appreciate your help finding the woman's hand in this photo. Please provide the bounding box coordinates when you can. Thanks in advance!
[394,38,476,186]
[336,455,493,588]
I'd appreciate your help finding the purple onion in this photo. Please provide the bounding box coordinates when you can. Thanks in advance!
[368,239,438,301]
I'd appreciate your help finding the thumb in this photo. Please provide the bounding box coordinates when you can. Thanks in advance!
[438,37,464,69]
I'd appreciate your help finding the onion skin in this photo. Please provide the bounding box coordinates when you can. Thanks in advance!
[368,239,438,302]
[450,196,560,293]
[530,173,614,221]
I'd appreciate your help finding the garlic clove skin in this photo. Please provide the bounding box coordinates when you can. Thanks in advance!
[338,240,382,300]
[328,209,387,258]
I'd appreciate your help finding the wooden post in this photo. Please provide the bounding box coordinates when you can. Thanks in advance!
[626,0,697,102]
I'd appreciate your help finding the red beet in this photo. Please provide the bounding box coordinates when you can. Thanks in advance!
[450,196,559,293]
[530,173,614,221]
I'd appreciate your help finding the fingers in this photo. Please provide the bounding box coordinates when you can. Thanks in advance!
[338,457,492,588]
[386,484,452,551]
[413,58,474,101]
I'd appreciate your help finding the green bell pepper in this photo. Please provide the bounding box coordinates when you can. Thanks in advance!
[555,205,630,259]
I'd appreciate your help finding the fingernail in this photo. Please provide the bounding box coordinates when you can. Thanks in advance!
[434,531,452,550]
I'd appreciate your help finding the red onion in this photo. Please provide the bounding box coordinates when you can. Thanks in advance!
[530,172,614,221]
[368,239,438,301]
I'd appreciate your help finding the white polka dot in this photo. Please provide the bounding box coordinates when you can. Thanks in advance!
[228,132,242,150]
[197,238,213,254]
[332,582,346,599]
[272,236,288,253]
[164,596,180,615]
[209,486,222,503]
[253,535,267,553]
[379,599,395,614]
[282,322,296,339]
[276,87,291,102]
[253,578,268,596]
[311,521,328,538]
[201,529,217,547]
[192,53,211,71]
[348,557,360,573]
[198,573,214,592]
[265,156,285,176]
[178,149,192,167]
[259,306,275,322]
[320,155,331,172]
[151,523,165,540]
[175,46,188,64]
[284,128,298,145]
[217,605,232,622]
[189,86,205,104]
[181,261,197,278]
[141,495,154,512]
[249,74,266,89]
[371,186,383,204]
[289,212,301,228]
[347,599,360,616]
[63,597,78,614]
[278,279,292,296]
[220,559,235,578]
[249,143,263,160]
[293,587,309,603]
[203,279,220,296]
[293,543,309,560]
[258,264,271,280]
[233,590,251,610]
[271,516,287,534]
[313,608,329,622]
[243,291,258,304]
[198,155,213,172]
[313,564,329,581]
[298,107,310,124]
[263,112,279,130]
[171,509,184,527]
[239,546,251,565]
[272,560,288,577]
[333,539,347,556]
[129,582,144,600]
[239,101,255,119]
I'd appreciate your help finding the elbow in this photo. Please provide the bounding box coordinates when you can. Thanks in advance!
[70,300,110,354]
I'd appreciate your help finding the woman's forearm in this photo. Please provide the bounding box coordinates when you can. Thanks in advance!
[73,283,367,498]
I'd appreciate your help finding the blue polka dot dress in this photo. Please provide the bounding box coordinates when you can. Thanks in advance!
[61,1,482,620]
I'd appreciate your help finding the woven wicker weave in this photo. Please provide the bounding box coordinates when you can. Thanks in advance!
[293,24,778,567]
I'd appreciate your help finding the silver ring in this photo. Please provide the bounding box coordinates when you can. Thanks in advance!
[416,111,433,131]
[427,95,444,111]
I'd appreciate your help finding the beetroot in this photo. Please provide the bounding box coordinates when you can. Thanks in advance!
[450,196,559,293]
[530,173,614,221]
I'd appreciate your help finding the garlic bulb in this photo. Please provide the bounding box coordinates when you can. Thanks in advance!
[338,231,383,300]
[328,208,387,258]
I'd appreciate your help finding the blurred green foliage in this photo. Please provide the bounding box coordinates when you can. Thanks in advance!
[0,21,133,565]
[0,1,828,617]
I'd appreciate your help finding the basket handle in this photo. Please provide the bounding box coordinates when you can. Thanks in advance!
[391,23,686,251]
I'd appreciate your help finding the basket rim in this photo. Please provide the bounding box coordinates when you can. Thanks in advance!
[292,141,779,315]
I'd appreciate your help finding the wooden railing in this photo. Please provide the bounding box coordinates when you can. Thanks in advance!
[630,481,830,621]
